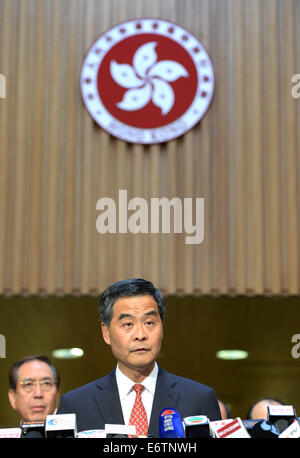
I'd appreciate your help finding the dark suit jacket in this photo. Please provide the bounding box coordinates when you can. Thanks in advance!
[57,366,221,436]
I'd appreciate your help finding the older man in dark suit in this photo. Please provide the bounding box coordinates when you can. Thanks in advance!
[57,278,221,436]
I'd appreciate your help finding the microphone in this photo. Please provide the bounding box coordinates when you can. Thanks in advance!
[243,419,280,438]
[183,415,211,438]
[209,419,233,438]
[267,405,297,434]
[214,417,250,438]
[159,408,185,438]
[21,420,45,438]
[77,429,106,438]
[242,419,262,430]
[0,428,21,438]
[279,419,300,438]
[45,414,77,438]
[106,434,129,438]
[104,424,136,438]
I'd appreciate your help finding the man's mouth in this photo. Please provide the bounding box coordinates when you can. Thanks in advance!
[31,406,46,412]
[131,348,150,353]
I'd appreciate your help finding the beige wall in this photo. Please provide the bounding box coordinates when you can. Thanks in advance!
[0,0,299,296]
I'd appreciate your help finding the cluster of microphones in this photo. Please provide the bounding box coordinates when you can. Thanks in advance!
[158,404,300,439]
[1,405,300,438]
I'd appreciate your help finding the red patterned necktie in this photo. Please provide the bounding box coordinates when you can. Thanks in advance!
[128,384,148,437]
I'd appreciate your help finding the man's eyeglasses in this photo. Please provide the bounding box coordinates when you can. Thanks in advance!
[19,378,57,393]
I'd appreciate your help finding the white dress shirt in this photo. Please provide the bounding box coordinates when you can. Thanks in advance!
[115,363,158,425]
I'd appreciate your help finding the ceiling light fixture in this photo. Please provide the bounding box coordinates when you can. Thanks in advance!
[52,348,84,359]
[216,349,248,360]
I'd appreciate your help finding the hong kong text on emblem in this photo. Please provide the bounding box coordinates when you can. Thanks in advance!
[80,19,215,144]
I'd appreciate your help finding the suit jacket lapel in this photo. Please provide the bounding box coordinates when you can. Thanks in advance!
[92,366,179,437]
[94,370,125,426]
[148,366,180,437]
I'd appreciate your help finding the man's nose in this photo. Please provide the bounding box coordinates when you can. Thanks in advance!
[33,383,43,397]
[133,323,147,340]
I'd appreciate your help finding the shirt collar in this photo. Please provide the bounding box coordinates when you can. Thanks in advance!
[116,363,158,398]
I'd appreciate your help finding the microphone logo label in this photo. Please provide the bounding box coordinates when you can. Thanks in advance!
[161,409,176,416]
[46,414,76,430]
[185,415,208,424]
[48,419,60,426]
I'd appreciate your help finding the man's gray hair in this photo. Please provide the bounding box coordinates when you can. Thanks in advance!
[9,355,60,391]
[99,278,166,326]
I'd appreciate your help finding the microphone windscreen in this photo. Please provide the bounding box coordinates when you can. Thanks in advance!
[24,430,44,438]
[21,420,45,438]
[159,408,185,438]
[183,415,211,438]
[247,420,280,438]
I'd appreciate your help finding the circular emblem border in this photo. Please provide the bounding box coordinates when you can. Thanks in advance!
[80,18,215,144]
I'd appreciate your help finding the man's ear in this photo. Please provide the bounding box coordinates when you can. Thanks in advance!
[8,389,17,410]
[101,323,111,346]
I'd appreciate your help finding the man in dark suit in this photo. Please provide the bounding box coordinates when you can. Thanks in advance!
[57,278,221,436]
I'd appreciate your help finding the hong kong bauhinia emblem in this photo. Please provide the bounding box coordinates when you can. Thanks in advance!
[81,19,215,144]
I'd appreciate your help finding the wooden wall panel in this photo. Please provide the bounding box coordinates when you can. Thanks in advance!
[0,0,299,296]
